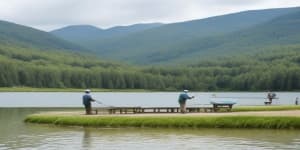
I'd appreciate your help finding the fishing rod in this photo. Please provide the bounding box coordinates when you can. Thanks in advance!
[94,100,114,107]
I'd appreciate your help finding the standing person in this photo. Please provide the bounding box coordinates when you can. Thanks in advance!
[178,90,194,113]
[82,89,95,115]
[267,91,272,104]
[267,91,273,104]
[267,91,276,104]
[296,97,299,105]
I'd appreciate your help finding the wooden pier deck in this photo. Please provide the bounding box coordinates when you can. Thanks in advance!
[94,104,235,114]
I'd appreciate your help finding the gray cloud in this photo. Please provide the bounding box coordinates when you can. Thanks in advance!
[0,0,299,31]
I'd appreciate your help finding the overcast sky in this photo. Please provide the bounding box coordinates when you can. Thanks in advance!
[0,0,299,31]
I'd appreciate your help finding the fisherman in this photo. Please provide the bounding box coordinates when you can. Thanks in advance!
[178,90,194,113]
[82,89,96,115]
[267,91,276,104]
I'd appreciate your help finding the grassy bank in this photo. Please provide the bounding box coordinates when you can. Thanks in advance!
[232,105,300,112]
[25,114,300,129]
[0,87,153,92]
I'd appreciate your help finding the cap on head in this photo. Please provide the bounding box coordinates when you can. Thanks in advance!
[183,90,189,93]
[85,89,91,93]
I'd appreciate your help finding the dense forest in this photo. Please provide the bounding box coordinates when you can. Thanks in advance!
[1,43,300,91]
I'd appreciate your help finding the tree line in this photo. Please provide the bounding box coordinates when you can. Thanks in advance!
[0,44,300,91]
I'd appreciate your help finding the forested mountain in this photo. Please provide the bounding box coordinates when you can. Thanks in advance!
[50,7,300,64]
[0,18,300,91]
[0,20,83,51]
[1,7,300,91]
[51,23,163,50]
[1,42,300,91]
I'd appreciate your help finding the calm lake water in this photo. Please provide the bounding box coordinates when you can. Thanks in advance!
[0,92,299,107]
[1,92,300,149]
[0,108,300,150]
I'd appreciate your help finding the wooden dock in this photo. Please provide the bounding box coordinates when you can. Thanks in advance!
[94,104,235,114]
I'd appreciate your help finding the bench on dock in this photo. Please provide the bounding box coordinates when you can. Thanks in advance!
[210,101,236,112]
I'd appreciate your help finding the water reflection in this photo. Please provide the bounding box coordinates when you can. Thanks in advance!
[82,128,92,150]
[74,128,300,150]
[0,108,300,150]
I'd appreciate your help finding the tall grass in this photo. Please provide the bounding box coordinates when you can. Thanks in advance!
[25,114,300,129]
[232,105,300,112]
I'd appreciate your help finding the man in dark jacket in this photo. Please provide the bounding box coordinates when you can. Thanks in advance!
[178,90,194,113]
[83,89,95,115]
[267,91,276,105]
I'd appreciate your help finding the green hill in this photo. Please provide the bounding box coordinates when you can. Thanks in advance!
[51,23,163,50]
[0,20,84,51]
[0,21,166,89]
[0,19,299,91]
[51,25,104,45]
[1,7,300,91]
[159,9,300,64]
[49,7,300,64]
[1,42,300,91]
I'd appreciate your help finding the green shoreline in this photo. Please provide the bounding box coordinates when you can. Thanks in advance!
[25,106,300,129]
[25,115,300,129]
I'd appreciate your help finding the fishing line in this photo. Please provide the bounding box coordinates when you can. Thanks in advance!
[95,100,114,107]
[188,93,202,106]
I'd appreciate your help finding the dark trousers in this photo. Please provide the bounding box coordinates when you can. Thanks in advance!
[84,104,92,115]
[179,102,186,113]
[268,98,273,104]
